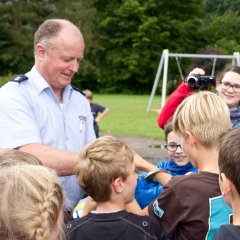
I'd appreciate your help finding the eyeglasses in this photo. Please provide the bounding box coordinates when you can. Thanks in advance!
[164,144,182,152]
[220,81,240,93]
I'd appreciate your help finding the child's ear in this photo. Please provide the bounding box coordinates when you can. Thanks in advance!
[220,173,231,196]
[112,178,124,193]
[185,131,197,146]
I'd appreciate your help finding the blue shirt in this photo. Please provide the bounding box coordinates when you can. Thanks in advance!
[135,159,198,209]
[0,66,96,209]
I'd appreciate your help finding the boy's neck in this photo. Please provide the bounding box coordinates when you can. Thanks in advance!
[231,196,240,225]
[196,145,219,174]
[95,200,125,213]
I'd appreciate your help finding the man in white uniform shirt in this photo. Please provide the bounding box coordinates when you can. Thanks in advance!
[0,19,96,215]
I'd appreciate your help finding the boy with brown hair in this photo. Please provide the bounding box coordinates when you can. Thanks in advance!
[129,91,233,240]
[66,136,164,240]
[213,128,240,239]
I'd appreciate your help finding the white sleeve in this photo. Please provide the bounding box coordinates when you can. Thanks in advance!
[0,85,41,148]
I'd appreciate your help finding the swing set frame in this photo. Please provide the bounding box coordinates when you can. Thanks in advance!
[146,49,240,113]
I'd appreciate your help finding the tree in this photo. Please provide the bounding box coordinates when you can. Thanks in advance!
[0,0,58,75]
[200,10,240,54]
[93,0,206,93]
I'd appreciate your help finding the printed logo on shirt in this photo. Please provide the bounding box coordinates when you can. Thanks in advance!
[153,199,164,218]
[78,115,87,132]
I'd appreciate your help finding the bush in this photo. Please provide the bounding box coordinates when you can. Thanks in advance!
[0,73,13,87]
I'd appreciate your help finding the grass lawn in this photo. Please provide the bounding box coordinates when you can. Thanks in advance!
[94,94,165,140]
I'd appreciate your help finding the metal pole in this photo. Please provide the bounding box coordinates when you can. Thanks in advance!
[211,58,217,77]
[233,52,240,66]
[146,51,165,113]
[175,57,184,81]
[168,53,235,59]
[161,50,169,108]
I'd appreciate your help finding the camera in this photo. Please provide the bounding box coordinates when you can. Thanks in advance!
[186,74,215,89]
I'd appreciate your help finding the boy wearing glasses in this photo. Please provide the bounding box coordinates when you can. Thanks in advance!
[129,91,233,240]
[135,119,197,209]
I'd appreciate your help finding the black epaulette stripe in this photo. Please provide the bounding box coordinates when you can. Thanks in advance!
[71,85,85,96]
[10,74,28,83]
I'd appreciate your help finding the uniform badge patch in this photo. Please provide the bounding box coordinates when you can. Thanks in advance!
[10,74,28,83]
[153,199,164,218]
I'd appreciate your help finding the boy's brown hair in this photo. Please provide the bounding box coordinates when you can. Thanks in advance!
[164,118,173,142]
[83,89,93,100]
[218,128,240,195]
[74,136,135,202]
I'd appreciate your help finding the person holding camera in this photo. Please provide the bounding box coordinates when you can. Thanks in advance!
[158,66,240,129]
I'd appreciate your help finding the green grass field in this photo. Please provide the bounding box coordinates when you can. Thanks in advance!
[94,94,165,140]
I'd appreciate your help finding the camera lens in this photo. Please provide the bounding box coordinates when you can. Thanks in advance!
[186,76,198,88]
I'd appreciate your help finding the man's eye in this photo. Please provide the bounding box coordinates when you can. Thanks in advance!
[63,59,71,62]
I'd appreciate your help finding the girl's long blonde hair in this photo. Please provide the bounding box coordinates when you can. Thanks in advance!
[0,164,64,240]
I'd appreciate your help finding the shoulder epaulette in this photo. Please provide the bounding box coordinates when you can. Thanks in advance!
[10,74,28,83]
[71,85,85,97]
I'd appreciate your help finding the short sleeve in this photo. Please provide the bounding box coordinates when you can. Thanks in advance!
[0,85,41,148]
[148,181,184,238]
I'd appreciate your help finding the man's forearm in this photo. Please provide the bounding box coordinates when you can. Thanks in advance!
[17,143,78,175]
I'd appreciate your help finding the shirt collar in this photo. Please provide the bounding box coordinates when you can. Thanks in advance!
[28,66,73,98]
[28,66,51,95]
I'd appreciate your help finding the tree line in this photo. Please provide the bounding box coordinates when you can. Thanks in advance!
[0,0,239,93]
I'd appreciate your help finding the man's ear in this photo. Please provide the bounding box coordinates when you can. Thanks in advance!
[35,43,47,60]
[112,177,124,193]
[220,173,231,196]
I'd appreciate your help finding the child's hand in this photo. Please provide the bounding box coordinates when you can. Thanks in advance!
[80,197,97,217]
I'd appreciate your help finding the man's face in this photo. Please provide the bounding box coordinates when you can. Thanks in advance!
[37,28,84,94]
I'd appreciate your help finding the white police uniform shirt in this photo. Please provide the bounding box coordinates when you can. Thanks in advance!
[0,66,96,209]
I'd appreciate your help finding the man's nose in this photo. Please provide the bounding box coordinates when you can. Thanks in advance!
[69,60,79,72]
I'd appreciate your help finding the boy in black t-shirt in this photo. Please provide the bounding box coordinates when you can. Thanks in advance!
[213,128,240,240]
[66,136,164,240]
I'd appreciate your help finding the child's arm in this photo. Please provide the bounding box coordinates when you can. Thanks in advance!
[95,107,109,123]
[134,153,172,185]
[80,197,97,217]
[157,82,194,129]
[157,68,205,129]
[125,199,149,216]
